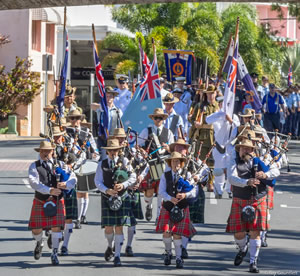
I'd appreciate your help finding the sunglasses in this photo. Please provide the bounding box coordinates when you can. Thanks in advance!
[69,116,81,121]
[153,117,164,121]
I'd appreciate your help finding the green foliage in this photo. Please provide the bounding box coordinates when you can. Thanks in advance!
[272,3,300,22]
[115,60,137,75]
[0,57,43,118]
[281,45,300,86]
[0,127,8,134]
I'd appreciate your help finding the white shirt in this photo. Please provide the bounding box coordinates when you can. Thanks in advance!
[114,88,132,113]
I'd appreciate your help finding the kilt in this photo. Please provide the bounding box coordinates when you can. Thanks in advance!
[129,191,144,220]
[139,173,160,194]
[28,198,65,230]
[267,186,274,210]
[189,185,205,224]
[226,196,269,233]
[64,189,78,220]
[101,194,137,228]
[156,206,197,238]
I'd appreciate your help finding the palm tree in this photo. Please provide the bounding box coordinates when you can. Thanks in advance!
[281,45,300,86]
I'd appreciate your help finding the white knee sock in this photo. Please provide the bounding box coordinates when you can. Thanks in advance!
[105,232,114,248]
[156,194,163,218]
[82,198,89,216]
[114,234,124,258]
[260,230,267,240]
[249,239,261,264]
[33,232,43,243]
[173,239,182,260]
[181,236,189,249]
[62,223,73,248]
[144,196,153,208]
[77,198,84,220]
[214,174,225,195]
[163,237,172,254]
[225,179,231,194]
[127,226,135,247]
[51,232,62,250]
[234,236,247,252]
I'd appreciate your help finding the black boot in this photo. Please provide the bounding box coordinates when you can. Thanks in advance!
[234,245,248,266]
[74,219,81,229]
[34,241,43,260]
[176,258,184,269]
[181,247,189,259]
[163,251,172,266]
[104,246,114,261]
[80,215,88,224]
[60,246,68,256]
[249,259,259,273]
[51,249,59,265]
[113,256,122,267]
[145,205,152,221]
[47,234,52,249]
[125,246,134,257]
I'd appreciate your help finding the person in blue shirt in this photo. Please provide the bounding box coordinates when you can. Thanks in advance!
[262,84,286,136]
[285,86,298,136]
[113,75,132,113]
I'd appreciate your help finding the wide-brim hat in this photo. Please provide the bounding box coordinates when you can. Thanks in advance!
[113,128,126,138]
[67,109,85,119]
[196,83,206,92]
[65,85,77,97]
[163,92,179,104]
[81,119,92,129]
[169,138,190,152]
[43,105,54,113]
[238,129,260,142]
[203,84,217,94]
[52,126,66,137]
[106,86,119,96]
[172,87,183,94]
[34,141,55,152]
[165,151,186,162]
[148,108,168,120]
[102,138,124,150]
[239,108,255,118]
[253,125,264,135]
[53,118,71,127]
[235,139,257,151]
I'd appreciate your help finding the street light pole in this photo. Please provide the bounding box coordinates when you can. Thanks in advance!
[90,73,95,126]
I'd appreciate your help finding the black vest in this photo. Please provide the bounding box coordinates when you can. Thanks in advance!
[162,171,188,211]
[144,127,169,158]
[34,160,61,201]
[101,158,126,196]
[233,155,267,200]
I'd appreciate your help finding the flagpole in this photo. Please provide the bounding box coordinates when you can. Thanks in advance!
[217,33,232,85]
[233,17,240,47]
[138,37,144,77]
[92,24,98,55]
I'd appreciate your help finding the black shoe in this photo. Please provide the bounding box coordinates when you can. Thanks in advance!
[104,246,114,261]
[34,241,43,260]
[145,205,152,221]
[47,234,52,249]
[261,239,268,247]
[249,260,259,273]
[125,246,134,257]
[215,193,222,199]
[176,258,184,269]
[51,249,59,266]
[163,251,171,266]
[155,218,158,226]
[113,256,122,267]
[234,246,248,266]
[228,192,233,199]
[60,246,68,256]
[181,247,189,259]
[74,220,81,229]
[45,229,50,237]
[80,216,88,224]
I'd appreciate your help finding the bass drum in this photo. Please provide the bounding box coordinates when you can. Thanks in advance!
[74,160,98,192]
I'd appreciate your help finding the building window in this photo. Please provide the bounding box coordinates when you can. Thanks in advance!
[46,24,55,54]
[32,20,41,51]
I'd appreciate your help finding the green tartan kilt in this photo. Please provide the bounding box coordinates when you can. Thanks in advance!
[101,194,137,228]
[64,189,78,220]
[189,185,205,224]
[129,191,144,220]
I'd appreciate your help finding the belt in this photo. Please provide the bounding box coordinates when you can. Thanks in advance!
[199,124,213,130]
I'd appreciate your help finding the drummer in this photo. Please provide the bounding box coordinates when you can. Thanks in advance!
[65,109,99,229]
[138,108,174,222]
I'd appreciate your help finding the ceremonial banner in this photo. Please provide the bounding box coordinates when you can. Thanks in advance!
[163,49,194,85]
[288,64,293,86]
[222,38,234,74]
[122,45,162,133]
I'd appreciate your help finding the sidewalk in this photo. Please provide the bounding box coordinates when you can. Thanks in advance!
[0,135,42,141]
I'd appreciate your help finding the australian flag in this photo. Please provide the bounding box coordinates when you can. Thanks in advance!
[288,64,293,86]
[122,45,162,133]
[93,41,109,138]
[139,42,151,77]
[57,30,68,116]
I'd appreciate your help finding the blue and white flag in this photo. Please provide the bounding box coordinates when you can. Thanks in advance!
[222,38,234,74]
[237,54,262,112]
[163,49,194,85]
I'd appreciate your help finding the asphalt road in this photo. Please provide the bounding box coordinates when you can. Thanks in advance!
[0,138,300,276]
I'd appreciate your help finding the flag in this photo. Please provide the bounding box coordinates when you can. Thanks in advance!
[122,46,162,133]
[163,49,194,85]
[139,42,151,77]
[237,53,262,112]
[93,41,109,138]
[57,30,69,116]
[222,36,238,118]
[222,38,234,74]
[288,64,293,86]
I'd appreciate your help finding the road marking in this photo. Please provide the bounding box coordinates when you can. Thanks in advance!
[280,204,300,209]
[209,192,218,205]
[22,178,31,189]
[276,191,283,194]
[0,159,35,163]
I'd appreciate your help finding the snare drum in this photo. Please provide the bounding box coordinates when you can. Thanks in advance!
[148,157,166,181]
[75,160,98,192]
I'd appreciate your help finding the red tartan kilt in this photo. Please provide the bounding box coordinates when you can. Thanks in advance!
[226,196,269,233]
[139,172,160,194]
[28,198,65,230]
[267,186,274,210]
[156,206,197,238]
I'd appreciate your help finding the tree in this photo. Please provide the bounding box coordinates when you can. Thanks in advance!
[281,45,300,86]
[0,57,43,119]
[0,34,10,47]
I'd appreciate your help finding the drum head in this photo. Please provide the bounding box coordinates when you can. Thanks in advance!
[74,160,98,176]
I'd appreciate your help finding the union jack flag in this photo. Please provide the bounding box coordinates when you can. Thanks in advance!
[93,41,109,137]
[139,42,151,77]
[139,45,161,102]
[288,64,293,86]
[222,35,238,118]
